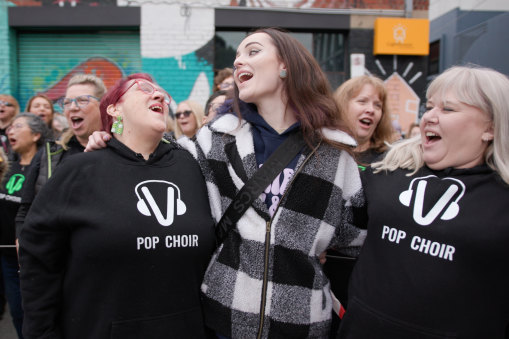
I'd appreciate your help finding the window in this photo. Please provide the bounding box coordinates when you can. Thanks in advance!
[428,40,440,76]
[214,30,345,89]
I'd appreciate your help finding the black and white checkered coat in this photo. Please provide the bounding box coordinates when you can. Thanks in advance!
[179,113,366,338]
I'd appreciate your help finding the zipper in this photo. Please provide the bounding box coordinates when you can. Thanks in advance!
[256,141,321,339]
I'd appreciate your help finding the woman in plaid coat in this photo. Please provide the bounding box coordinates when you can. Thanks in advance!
[179,28,366,339]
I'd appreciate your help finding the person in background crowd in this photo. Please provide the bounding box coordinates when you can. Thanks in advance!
[0,147,8,322]
[333,76,393,164]
[1,113,49,339]
[406,121,420,139]
[19,73,215,339]
[0,147,7,183]
[165,111,175,138]
[213,67,234,91]
[0,95,19,323]
[337,65,509,339]
[0,95,20,155]
[203,90,227,124]
[87,28,366,339]
[391,119,403,142]
[15,73,106,238]
[25,94,61,139]
[174,100,204,139]
[51,113,69,135]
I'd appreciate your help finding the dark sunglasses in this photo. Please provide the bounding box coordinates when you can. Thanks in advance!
[175,110,193,119]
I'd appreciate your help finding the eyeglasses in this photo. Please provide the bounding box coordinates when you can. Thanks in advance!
[6,122,27,133]
[219,81,234,90]
[175,110,193,119]
[59,95,99,110]
[119,80,171,105]
[0,100,15,107]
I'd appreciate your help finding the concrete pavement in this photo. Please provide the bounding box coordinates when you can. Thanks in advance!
[0,306,18,339]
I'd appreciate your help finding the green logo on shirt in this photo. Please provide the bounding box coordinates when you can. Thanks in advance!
[6,174,25,194]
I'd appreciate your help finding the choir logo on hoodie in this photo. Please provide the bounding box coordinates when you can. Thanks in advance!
[399,175,465,226]
[134,180,187,226]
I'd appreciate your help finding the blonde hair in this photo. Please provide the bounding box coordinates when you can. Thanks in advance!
[174,100,204,138]
[333,75,393,152]
[57,73,106,149]
[374,65,509,185]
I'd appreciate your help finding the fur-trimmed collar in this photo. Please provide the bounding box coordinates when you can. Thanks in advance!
[209,113,357,147]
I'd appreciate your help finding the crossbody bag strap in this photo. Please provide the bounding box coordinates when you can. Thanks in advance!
[215,131,306,243]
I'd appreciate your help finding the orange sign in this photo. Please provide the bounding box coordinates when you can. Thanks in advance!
[374,18,429,55]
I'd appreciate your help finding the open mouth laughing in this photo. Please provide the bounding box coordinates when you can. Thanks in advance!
[238,72,253,83]
[424,131,441,145]
[149,104,164,113]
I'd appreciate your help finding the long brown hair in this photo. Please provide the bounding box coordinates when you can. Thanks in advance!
[233,27,352,151]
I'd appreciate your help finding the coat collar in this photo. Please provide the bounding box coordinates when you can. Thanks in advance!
[209,113,357,148]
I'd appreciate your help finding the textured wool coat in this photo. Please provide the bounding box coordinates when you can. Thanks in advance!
[179,113,366,338]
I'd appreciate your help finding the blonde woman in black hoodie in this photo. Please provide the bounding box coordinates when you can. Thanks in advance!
[338,65,509,339]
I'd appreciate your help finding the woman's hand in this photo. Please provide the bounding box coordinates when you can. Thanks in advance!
[85,131,111,152]
[319,251,327,265]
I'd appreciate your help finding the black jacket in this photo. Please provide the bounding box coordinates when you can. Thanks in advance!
[339,165,509,339]
[15,137,84,238]
[19,138,216,339]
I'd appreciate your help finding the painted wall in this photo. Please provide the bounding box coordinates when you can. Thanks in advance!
[16,32,141,111]
[0,1,16,96]
[6,0,429,112]
[139,2,217,107]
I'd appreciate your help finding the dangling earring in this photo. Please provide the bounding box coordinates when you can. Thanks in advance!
[111,116,123,135]
[279,69,287,79]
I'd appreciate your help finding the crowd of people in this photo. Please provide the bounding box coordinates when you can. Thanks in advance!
[0,27,508,339]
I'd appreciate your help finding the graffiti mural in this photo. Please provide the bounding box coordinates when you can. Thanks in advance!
[16,32,141,110]
[42,57,124,102]
[140,3,215,107]
[9,0,116,7]
[227,0,413,9]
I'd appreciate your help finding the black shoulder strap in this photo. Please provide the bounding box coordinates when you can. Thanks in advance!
[215,131,306,243]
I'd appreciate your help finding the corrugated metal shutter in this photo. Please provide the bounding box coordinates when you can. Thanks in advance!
[17,31,141,110]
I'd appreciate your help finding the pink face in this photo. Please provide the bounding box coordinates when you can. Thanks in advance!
[219,76,234,91]
[0,97,17,125]
[205,95,226,124]
[175,102,197,138]
[114,79,169,137]
[420,91,493,170]
[233,32,286,106]
[29,97,54,125]
[63,84,102,146]
[7,117,40,155]
[409,126,420,138]
[346,84,383,149]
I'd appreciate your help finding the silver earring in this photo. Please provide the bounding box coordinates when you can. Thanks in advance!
[279,69,287,79]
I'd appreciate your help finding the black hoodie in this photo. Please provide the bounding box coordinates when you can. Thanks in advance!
[338,165,509,339]
[19,138,215,339]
